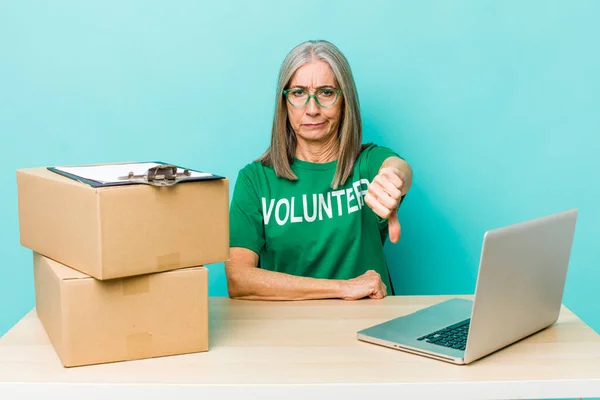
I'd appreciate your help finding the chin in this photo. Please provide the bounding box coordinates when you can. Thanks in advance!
[299,129,330,142]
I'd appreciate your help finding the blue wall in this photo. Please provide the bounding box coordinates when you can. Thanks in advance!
[1,1,599,338]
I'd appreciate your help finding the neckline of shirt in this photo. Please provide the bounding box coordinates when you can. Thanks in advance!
[291,158,338,171]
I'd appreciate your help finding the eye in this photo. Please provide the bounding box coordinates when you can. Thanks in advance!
[319,89,335,97]
[290,89,306,97]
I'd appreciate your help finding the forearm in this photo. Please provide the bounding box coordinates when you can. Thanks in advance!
[227,264,344,301]
[381,156,413,195]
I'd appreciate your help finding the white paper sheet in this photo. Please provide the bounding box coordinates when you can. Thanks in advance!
[55,162,213,184]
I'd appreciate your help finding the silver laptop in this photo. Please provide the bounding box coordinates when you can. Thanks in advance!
[357,209,578,365]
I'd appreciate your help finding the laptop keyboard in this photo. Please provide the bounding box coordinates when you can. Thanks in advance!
[417,318,470,351]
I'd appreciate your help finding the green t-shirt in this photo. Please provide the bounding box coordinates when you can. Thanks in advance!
[229,143,402,294]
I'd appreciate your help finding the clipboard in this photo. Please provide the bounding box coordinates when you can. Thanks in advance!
[48,161,225,188]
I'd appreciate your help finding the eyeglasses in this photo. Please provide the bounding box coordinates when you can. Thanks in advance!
[283,87,343,108]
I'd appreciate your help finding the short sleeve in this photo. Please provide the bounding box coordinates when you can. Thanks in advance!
[229,165,265,255]
[360,143,402,182]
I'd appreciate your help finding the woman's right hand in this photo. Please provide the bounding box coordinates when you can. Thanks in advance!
[340,270,387,300]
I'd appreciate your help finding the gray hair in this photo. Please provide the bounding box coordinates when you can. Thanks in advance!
[257,40,363,189]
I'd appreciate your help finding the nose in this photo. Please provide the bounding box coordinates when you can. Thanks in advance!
[305,96,320,116]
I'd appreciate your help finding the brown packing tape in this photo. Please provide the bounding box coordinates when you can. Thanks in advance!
[157,252,181,271]
[122,276,150,295]
[126,332,153,359]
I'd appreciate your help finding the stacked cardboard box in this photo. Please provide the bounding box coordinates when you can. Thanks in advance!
[16,165,229,367]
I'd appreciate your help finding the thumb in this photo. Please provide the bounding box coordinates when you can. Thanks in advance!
[388,209,401,243]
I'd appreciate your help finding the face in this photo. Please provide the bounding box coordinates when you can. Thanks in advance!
[285,60,343,144]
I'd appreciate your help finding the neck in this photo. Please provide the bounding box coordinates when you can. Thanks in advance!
[295,135,340,163]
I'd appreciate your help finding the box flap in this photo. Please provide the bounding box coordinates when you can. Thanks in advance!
[40,255,91,281]
[169,266,207,275]
[17,167,90,188]
[39,252,206,281]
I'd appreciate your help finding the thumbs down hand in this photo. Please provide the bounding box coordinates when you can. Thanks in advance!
[364,167,405,243]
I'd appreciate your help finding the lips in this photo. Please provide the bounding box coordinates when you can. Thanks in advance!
[303,122,326,128]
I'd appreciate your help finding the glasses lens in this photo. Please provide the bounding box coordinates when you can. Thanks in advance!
[316,89,339,107]
[286,89,308,107]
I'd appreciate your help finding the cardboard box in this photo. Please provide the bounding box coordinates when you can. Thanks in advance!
[17,166,229,280]
[33,252,209,367]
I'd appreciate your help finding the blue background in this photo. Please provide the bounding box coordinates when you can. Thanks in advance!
[1,0,599,356]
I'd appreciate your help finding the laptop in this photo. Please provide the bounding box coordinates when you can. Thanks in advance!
[357,208,578,365]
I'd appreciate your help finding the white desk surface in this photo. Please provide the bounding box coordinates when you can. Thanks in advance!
[1,295,599,399]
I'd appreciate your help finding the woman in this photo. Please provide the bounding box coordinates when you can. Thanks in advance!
[226,40,413,301]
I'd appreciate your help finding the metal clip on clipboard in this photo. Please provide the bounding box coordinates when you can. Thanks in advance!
[119,164,192,187]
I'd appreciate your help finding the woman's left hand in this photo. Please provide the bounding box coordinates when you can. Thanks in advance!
[364,167,405,243]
